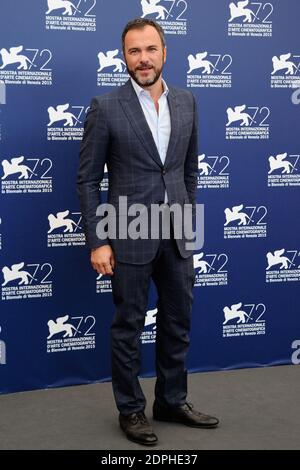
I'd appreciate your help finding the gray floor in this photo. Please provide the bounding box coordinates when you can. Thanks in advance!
[0,365,299,450]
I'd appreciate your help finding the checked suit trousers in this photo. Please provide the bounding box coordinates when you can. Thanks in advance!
[110,218,195,415]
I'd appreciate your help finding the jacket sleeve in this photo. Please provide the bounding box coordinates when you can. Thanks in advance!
[184,93,199,211]
[77,97,110,250]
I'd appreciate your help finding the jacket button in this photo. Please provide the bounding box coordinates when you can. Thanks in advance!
[162,168,166,175]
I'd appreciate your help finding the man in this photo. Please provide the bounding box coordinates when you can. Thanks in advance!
[77,18,219,446]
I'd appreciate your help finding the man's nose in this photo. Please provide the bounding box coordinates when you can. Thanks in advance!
[139,50,149,63]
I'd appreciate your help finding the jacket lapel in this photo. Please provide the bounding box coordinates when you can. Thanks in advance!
[118,80,180,169]
[164,87,180,169]
[118,80,162,168]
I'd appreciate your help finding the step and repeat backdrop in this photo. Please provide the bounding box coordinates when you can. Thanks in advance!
[1,0,300,393]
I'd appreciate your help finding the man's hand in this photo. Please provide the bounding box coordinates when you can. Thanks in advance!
[91,245,115,276]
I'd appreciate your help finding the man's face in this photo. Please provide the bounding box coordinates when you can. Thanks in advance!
[123,25,166,88]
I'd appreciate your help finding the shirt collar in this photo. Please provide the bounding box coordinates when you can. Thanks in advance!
[130,77,169,98]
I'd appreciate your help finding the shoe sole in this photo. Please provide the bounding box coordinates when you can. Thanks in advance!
[153,415,219,428]
[125,435,158,446]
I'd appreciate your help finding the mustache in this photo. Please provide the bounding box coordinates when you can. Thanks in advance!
[136,65,153,70]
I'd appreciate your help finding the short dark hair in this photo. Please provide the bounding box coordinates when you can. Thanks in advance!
[122,18,166,52]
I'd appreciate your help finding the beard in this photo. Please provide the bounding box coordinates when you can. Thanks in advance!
[126,59,164,88]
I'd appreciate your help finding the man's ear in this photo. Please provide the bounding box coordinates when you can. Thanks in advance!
[163,46,167,63]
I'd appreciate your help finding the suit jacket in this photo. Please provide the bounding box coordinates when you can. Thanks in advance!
[77,79,198,264]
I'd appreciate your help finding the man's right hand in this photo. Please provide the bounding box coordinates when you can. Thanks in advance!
[91,245,115,276]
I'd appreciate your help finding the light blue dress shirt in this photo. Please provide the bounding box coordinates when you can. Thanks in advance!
[130,77,171,203]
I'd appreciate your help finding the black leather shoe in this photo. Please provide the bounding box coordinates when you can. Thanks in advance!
[153,401,219,428]
[119,411,158,446]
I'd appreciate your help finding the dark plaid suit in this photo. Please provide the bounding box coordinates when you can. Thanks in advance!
[78,79,198,414]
